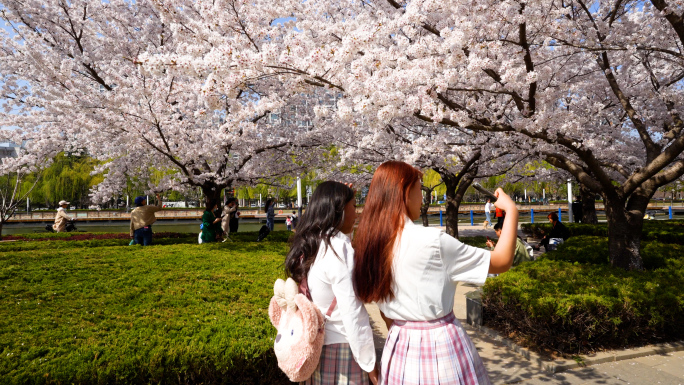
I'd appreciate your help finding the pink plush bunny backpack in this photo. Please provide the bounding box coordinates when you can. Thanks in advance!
[268,277,336,382]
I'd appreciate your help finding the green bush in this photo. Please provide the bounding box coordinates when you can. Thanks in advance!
[542,235,684,270]
[459,236,488,249]
[521,223,608,238]
[0,233,292,384]
[542,236,610,265]
[522,221,684,245]
[482,258,684,355]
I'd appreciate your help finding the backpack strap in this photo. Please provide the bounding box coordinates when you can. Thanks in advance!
[298,255,337,317]
[325,298,337,317]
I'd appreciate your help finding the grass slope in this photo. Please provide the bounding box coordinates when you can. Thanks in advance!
[0,232,292,384]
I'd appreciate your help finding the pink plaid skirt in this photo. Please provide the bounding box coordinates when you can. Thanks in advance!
[302,343,370,385]
[380,312,491,385]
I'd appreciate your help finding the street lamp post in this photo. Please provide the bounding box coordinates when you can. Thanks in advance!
[567,179,573,223]
[297,177,303,218]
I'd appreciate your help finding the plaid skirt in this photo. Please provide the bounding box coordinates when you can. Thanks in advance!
[302,343,370,385]
[380,312,491,385]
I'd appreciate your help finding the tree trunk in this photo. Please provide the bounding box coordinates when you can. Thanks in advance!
[441,173,476,239]
[0,220,4,240]
[580,183,598,224]
[603,194,647,270]
[421,186,433,227]
[201,184,223,210]
[442,176,460,238]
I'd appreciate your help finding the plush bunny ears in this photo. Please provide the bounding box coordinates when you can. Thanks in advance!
[273,278,299,312]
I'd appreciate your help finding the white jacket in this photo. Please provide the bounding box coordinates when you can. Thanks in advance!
[53,208,73,232]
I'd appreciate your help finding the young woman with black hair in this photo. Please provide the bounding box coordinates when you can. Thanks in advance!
[284,181,378,385]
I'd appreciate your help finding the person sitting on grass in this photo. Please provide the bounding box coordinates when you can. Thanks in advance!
[129,194,162,246]
[486,222,532,266]
[284,181,378,384]
[534,212,571,252]
[53,200,75,232]
[200,200,223,243]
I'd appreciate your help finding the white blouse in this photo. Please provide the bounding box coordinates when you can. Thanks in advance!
[377,219,491,322]
[307,231,376,372]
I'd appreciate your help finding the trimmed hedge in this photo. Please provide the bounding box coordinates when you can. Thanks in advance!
[482,258,684,355]
[0,232,291,384]
[521,220,684,245]
[543,236,684,270]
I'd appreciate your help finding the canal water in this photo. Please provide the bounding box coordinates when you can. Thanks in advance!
[4,216,445,235]
[3,211,628,235]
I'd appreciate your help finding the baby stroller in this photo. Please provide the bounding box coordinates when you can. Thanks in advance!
[257,225,270,242]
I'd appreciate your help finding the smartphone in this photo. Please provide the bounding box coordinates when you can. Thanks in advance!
[486,236,491,241]
[472,183,498,202]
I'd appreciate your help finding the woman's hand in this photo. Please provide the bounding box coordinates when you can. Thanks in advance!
[380,311,394,330]
[485,239,495,248]
[489,189,519,274]
[493,188,517,214]
[368,367,379,385]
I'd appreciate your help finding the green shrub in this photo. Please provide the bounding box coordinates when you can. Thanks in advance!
[543,236,610,265]
[642,221,684,244]
[0,235,292,384]
[521,223,608,238]
[459,236,488,249]
[482,259,684,355]
[522,221,684,245]
[542,236,684,270]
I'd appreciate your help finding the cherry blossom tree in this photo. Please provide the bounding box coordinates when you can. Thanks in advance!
[183,0,680,270]
[0,0,319,207]
[7,0,683,270]
[320,113,526,237]
[350,0,684,270]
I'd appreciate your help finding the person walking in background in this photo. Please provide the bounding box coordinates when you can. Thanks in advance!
[353,161,519,385]
[284,181,378,385]
[484,198,493,229]
[572,196,583,223]
[200,200,223,243]
[129,194,162,246]
[221,198,238,241]
[495,205,505,227]
[265,199,275,231]
[291,210,298,230]
[53,200,75,232]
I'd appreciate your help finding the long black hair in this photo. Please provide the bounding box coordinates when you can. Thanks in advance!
[285,181,355,283]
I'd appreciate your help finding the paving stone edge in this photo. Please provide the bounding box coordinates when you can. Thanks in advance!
[469,323,684,374]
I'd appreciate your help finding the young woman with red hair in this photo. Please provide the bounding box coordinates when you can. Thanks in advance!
[353,161,518,385]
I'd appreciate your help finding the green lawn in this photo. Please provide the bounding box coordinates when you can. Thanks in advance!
[0,232,292,384]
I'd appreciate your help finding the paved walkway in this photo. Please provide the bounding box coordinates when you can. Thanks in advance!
[363,224,684,384]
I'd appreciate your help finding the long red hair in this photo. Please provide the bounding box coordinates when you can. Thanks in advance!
[353,161,423,303]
